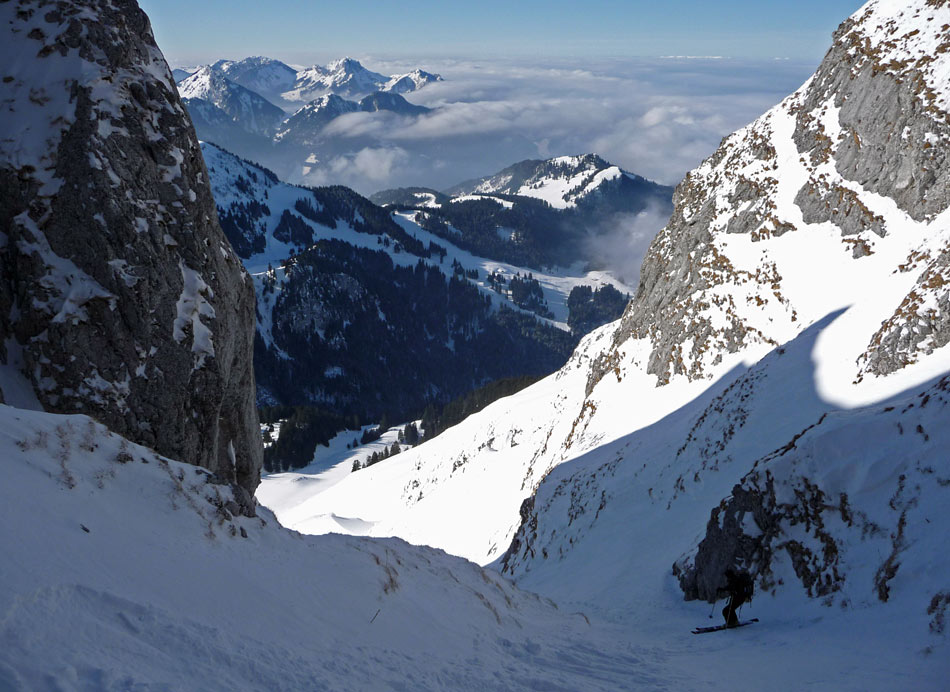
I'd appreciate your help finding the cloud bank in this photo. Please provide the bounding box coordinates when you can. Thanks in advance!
[283,55,816,197]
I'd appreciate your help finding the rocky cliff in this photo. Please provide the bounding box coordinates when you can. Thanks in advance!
[591,0,950,389]
[0,0,262,509]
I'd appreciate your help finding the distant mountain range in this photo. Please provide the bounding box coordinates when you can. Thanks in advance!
[281,57,443,104]
[176,56,443,108]
[173,57,440,179]
[274,93,430,148]
[211,56,298,104]
[179,66,286,136]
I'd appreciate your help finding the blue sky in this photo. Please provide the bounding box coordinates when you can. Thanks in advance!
[141,0,865,66]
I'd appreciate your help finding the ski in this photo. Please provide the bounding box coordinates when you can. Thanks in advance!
[691,618,758,634]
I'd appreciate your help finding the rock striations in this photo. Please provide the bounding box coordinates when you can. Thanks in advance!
[0,0,262,509]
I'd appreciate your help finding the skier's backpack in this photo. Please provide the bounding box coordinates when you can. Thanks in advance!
[738,572,754,601]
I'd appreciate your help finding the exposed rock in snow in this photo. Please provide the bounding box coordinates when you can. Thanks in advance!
[595,0,950,387]
[674,371,950,605]
[0,0,262,509]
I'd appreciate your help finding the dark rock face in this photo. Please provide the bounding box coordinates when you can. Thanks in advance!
[674,373,950,606]
[0,0,262,509]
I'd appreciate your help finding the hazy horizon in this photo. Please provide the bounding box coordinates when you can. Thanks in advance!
[141,0,863,66]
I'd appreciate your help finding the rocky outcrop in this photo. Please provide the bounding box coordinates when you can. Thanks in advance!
[0,0,262,509]
[675,372,950,607]
[587,0,950,390]
[811,2,950,221]
[860,240,950,377]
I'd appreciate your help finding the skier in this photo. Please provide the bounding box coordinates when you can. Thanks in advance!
[719,568,754,627]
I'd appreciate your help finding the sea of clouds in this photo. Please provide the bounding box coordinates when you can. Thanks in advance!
[291,55,815,195]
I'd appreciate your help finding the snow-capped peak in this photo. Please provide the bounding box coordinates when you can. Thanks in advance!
[280,57,443,103]
[178,66,285,136]
[383,69,444,94]
[326,56,378,75]
[448,154,652,209]
[177,64,218,100]
[216,56,299,103]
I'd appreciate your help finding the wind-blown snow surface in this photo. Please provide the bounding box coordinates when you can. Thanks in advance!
[2,403,943,690]
[256,1,950,685]
[0,405,664,691]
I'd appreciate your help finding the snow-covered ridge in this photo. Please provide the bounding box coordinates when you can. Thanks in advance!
[448,154,663,210]
[206,55,444,106]
[596,0,950,389]
[178,65,285,136]
[202,142,634,329]
[211,55,298,103]
[488,0,950,636]
[275,91,430,145]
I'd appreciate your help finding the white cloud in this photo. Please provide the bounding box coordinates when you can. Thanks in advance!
[303,146,409,187]
[584,203,673,286]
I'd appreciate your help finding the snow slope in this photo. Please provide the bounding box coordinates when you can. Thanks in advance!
[257,423,417,535]
[257,1,950,683]
[6,402,937,690]
[0,404,665,691]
